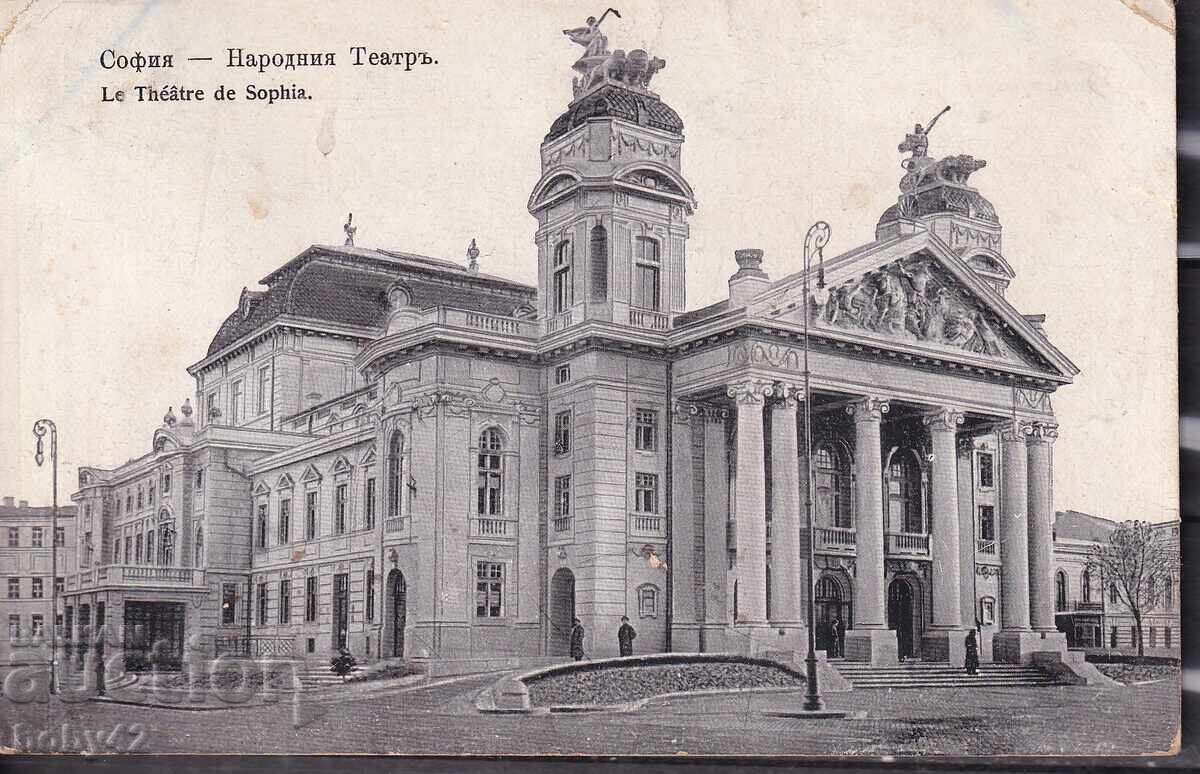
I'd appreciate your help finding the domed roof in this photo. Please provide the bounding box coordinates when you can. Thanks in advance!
[546,84,683,142]
[878,186,999,226]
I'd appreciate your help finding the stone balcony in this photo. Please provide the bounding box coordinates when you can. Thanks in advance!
[814,526,857,553]
[65,564,206,592]
[471,517,517,540]
[630,513,665,538]
[884,531,930,558]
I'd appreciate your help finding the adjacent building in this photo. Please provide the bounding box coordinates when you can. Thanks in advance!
[0,496,77,661]
[63,23,1092,670]
[1052,510,1180,656]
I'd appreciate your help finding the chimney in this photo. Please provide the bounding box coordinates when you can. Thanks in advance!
[2,497,13,507]
[18,500,28,509]
[728,248,771,307]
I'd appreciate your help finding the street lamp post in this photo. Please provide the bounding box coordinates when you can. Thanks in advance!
[32,418,59,696]
[801,221,831,713]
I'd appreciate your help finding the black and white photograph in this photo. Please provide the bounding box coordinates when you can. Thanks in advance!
[0,0,1181,759]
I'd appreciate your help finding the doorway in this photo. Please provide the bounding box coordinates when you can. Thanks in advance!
[333,573,349,651]
[814,575,851,657]
[549,568,575,656]
[123,601,185,672]
[387,569,407,657]
[887,577,917,660]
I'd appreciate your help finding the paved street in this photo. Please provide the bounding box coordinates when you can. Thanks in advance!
[1,671,1179,756]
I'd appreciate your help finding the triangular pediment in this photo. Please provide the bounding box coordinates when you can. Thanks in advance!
[752,232,1077,379]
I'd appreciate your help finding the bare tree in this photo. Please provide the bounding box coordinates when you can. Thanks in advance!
[1086,520,1174,657]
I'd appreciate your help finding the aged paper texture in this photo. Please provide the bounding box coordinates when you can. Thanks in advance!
[0,0,1179,757]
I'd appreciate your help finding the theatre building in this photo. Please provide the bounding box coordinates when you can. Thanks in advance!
[63,24,1083,671]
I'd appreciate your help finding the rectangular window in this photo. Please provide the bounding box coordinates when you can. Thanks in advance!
[7,528,18,547]
[554,411,571,455]
[221,583,238,625]
[477,446,503,517]
[137,487,144,509]
[634,263,661,311]
[162,473,171,494]
[635,473,659,513]
[475,562,503,618]
[554,475,571,518]
[1110,626,1118,648]
[1130,626,1137,647]
[84,532,94,566]
[553,241,573,314]
[279,579,291,624]
[31,614,44,639]
[554,365,571,385]
[126,493,132,512]
[978,505,995,542]
[31,527,43,548]
[977,452,995,489]
[257,365,271,415]
[195,469,204,490]
[257,504,268,548]
[335,484,348,535]
[31,577,43,599]
[635,409,658,451]
[639,585,658,618]
[207,391,219,424]
[305,576,318,622]
[364,478,376,530]
[7,578,19,599]
[55,527,64,547]
[1149,627,1157,648]
[257,582,269,626]
[55,577,63,594]
[124,536,132,564]
[148,484,155,504]
[1165,627,1172,648]
[366,569,375,622]
[305,491,318,540]
[230,380,244,425]
[278,499,291,544]
[8,615,19,640]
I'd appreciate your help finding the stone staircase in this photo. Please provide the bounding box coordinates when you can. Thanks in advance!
[296,663,362,689]
[831,659,1066,689]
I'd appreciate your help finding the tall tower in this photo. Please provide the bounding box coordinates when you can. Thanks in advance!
[528,26,696,332]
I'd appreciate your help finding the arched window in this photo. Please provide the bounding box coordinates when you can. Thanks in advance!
[887,452,924,534]
[1055,570,1068,611]
[814,444,853,529]
[633,237,661,311]
[388,432,405,518]
[1081,569,1092,603]
[194,527,204,567]
[553,241,573,314]
[815,576,842,602]
[477,428,504,516]
[589,224,608,301]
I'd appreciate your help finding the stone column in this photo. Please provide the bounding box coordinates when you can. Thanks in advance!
[701,406,730,649]
[843,397,898,665]
[768,385,803,644]
[993,420,1034,663]
[670,401,700,650]
[726,379,771,628]
[1027,422,1059,634]
[956,436,978,635]
[921,408,966,663]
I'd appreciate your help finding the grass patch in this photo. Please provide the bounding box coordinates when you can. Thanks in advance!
[525,661,803,707]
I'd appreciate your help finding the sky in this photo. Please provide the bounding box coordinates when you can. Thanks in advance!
[0,0,1178,521]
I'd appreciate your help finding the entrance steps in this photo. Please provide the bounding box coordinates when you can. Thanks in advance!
[830,659,1066,689]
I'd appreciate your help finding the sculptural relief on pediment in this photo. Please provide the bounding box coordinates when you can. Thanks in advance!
[811,255,1024,363]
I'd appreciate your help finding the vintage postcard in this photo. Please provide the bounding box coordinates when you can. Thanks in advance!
[0,0,1180,758]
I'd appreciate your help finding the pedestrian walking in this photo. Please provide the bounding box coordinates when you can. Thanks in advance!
[964,629,980,675]
[831,615,844,658]
[569,617,586,661]
[617,616,637,657]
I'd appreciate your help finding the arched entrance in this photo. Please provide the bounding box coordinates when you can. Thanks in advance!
[386,569,406,658]
[887,577,918,660]
[549,568,575,656]
[814,575,852,657]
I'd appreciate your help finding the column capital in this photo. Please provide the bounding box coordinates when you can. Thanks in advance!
[726,378,774,405]
[770,382,804,405]
[1027,422,1059,444]
[672,401,701,424]
[956,434,976,456]
[846,396,890,423]
[922,407,966,432]
[700,404,729,424]
[997,420,1035,443]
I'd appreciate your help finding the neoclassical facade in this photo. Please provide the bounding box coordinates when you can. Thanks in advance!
[62,24,1080,669]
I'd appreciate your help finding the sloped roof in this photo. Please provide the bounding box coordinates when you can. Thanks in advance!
[1054,510,1117,542]
[205,246,536,357]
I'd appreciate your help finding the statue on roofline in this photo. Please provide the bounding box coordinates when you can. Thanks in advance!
[563,10,666,98]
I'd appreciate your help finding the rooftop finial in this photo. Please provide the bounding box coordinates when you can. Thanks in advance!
[466,238,480,274]
[163,406,177,427]
[343,212,356,247]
